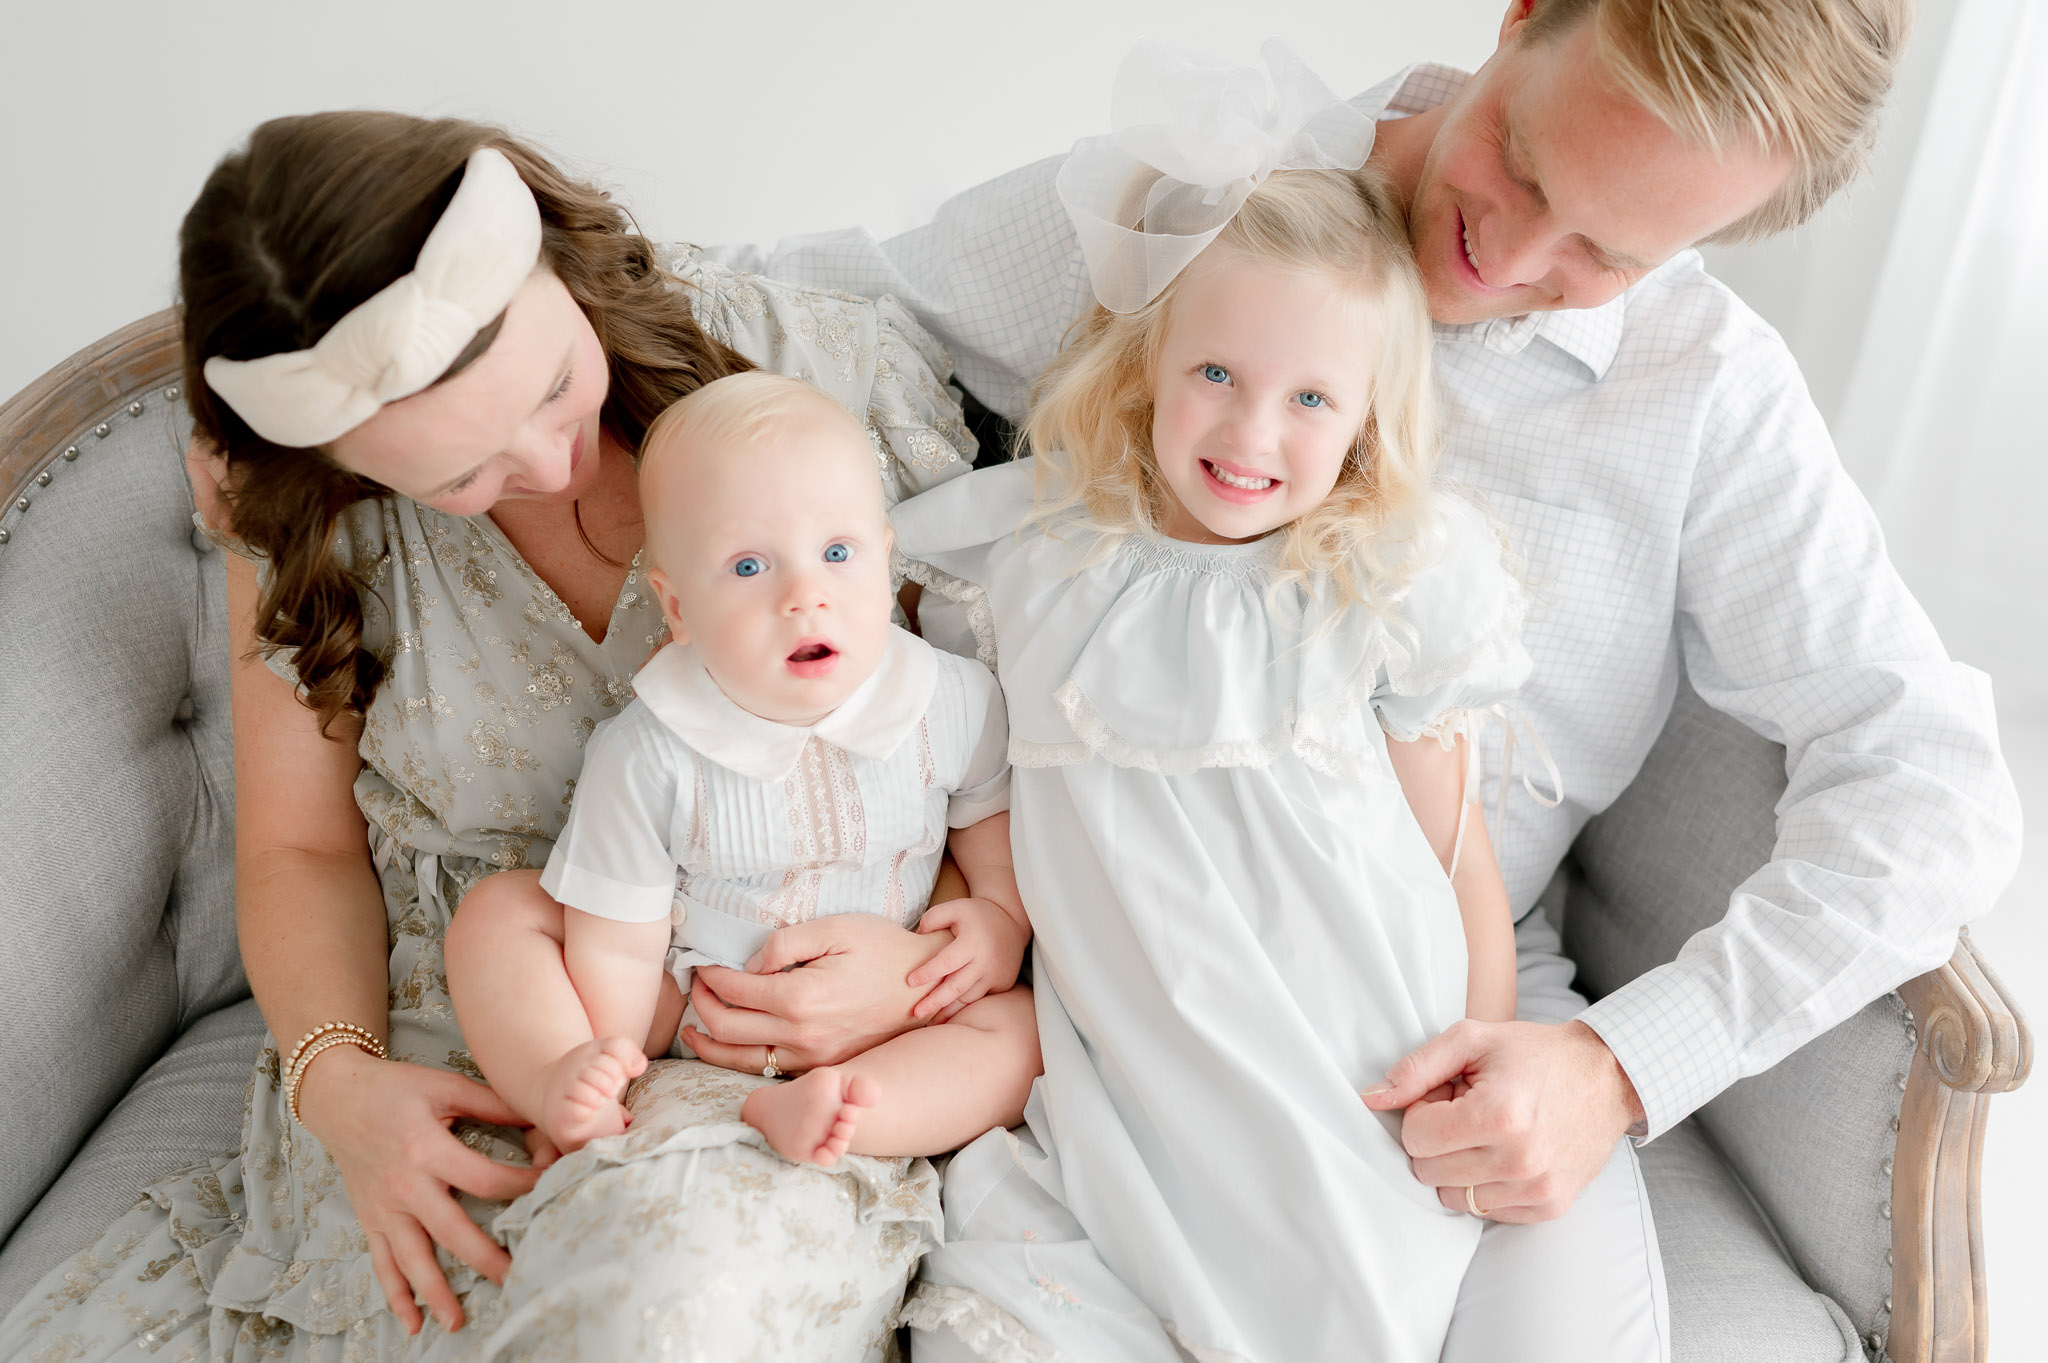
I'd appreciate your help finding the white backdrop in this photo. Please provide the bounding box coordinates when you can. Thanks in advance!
[0,1,1502,400]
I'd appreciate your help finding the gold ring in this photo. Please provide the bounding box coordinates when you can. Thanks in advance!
[1465,1185,1486,1218]
[762,1047,781,1080]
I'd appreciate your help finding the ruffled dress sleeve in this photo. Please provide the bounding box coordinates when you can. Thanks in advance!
[1371,495,1533,744]
[665,245,976,504]
[889,459,1040,671]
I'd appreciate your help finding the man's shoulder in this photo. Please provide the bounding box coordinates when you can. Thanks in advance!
[1613,249,1799,384]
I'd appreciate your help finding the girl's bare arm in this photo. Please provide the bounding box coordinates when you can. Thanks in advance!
[1386,731,1516,1023]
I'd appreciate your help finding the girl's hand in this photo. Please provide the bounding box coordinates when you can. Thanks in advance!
[908,897,1029,1022]
[296,1045,544,1336]
[682,915,950,1073]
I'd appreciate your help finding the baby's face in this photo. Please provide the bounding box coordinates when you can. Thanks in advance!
[644,408,894,726]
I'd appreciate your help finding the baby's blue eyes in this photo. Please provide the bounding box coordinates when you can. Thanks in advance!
[1202,364,1229,384]
[732,556,764,577]
[823,542,851,563]
[1298,391,1326,408]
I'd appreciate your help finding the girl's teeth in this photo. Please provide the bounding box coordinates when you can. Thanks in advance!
[1207,462,1272,491]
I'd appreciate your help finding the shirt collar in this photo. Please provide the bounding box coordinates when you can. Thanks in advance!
[1368,63,1629,382]
[631,625,936,784]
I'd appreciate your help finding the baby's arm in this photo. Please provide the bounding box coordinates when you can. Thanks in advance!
[1386,732,1517,1023]
[906,813,1030,1023]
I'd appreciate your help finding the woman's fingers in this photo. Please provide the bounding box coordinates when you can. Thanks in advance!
[744,919,842,976]
[427,1070,532,1129]
[523,1125,561,1171]
[432,1136,545,1204]
[367,1229,424,1336]
[384,1215,463,1333]
[417,1192,514,1287]
[689,978,791,1045]
[681,1025,795,1074]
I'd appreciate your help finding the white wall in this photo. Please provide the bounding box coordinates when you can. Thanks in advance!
[0,1,1503,400]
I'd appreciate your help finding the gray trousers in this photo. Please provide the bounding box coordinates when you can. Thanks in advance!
[911,908,1671,1363]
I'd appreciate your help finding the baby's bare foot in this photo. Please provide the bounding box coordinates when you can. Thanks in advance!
[540,1037,647,1153]
[741,1066,880,1167]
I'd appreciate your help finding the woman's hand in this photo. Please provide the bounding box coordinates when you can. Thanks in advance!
[682,915,951,1074]
[296,1045,544,1335]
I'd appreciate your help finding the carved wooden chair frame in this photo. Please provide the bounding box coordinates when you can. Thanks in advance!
[0,314,2034,1363]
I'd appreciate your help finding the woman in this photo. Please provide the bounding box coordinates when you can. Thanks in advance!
[0,110,975,1361]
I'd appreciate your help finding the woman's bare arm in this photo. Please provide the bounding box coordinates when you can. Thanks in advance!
[1386,731,1516,1023]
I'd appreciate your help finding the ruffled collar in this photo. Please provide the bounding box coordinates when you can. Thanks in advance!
[632,626,936,783]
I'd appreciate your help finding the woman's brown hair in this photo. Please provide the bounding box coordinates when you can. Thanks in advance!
[180,111,751,733]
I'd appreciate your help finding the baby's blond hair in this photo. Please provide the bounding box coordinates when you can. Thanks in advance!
[1024,163,1445,623]
[639,372,879,575]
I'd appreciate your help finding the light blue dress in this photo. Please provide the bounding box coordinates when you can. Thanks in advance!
[891,460,1533,1363]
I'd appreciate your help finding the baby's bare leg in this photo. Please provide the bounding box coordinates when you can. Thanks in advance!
[741,986,1041,1166]
[445,871,682,1152]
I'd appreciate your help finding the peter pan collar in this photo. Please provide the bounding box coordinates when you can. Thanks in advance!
[631,625,937,784]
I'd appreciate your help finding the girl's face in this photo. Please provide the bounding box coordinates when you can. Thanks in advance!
[1149,249,1380,545]
[325,269,609,517]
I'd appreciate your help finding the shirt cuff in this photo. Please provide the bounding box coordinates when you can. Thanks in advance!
[537,861,675,924]
[1575,960,1745,1142]
[948,773,1012,828]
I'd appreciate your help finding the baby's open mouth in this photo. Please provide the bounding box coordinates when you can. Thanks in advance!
[788,642,836,663]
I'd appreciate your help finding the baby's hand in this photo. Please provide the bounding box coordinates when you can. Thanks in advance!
[907,897,1029,1023]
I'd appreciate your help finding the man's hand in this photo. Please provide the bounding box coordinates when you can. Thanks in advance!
[907,897,1029,1023]
[1361,1019,1646,1222]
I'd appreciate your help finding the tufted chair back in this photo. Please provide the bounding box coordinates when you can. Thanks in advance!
[0,312,242,1241]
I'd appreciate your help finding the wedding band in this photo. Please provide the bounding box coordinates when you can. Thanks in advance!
[1465,1185,1486,1218]
[762,1047,781,1080]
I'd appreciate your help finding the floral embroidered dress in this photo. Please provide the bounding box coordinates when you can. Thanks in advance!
[890,461,1531,1363]
[0,250,973,1363]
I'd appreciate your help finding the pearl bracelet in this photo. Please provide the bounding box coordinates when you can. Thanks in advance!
[282,1022,387,1128]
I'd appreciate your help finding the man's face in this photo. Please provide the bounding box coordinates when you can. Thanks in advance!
[1399,8,1794,323]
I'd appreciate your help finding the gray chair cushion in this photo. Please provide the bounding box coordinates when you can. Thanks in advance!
[1641,1120,1863,1362]
[0,392,243,1244]
[0,997,264,1311]
[1565,679,1909,1355]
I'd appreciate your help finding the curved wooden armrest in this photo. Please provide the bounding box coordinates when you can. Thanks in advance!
[1897,930,2033,1095]
[1889,929,2032,1363]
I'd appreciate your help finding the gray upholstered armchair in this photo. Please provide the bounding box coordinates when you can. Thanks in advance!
[0,314,2030,1362]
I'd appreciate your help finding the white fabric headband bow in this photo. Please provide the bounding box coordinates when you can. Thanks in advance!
[1058,38,1377,314]
[202,147,544,448]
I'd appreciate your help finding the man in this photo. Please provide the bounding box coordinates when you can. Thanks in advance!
[714,1,2020,1357]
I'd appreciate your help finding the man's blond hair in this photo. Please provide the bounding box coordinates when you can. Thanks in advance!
[1524,0,1912,242]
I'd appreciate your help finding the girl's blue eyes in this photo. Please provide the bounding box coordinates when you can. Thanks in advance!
[1198,364,1328,410]
[823,543,851,563]
[733,557,764,577]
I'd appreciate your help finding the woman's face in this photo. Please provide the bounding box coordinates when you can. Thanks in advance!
[325,269,609,516]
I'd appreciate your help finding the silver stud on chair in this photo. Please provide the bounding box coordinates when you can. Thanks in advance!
[13,497,27,512]
[0,528,10,544]
[1896,1073,1908,1091]
[35,471,51,486]
[1883,1295,1892,1313]
[1880,1200,1892,1220]
[165,385,181,400]
[127,400,144,416]
[1882,1157,1894,1177]
[95,422,110,438]
[62,445,79,460]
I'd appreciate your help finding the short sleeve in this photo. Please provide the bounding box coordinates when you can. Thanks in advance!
[946,655,1011,827]
[1372,495,1533,743]
[254,498,395,691]
[538,708,688,923]
[665,245,975,505]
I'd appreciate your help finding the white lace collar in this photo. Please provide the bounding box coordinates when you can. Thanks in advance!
[632,626,936,783]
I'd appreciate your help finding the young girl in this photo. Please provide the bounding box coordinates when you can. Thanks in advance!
[893,46,1551,1363]
[446,372,1042,1168]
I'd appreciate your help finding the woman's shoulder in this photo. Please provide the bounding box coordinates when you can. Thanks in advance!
[664,245,974,500]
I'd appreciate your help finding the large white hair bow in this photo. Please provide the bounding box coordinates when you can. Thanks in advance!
[202,147,544,448]
[1058,38,1376,314]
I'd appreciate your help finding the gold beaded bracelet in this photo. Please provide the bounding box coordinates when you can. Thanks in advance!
[282,1023,387,1128]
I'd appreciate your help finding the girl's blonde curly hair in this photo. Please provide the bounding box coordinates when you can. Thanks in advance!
[1022,162,1446,621]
